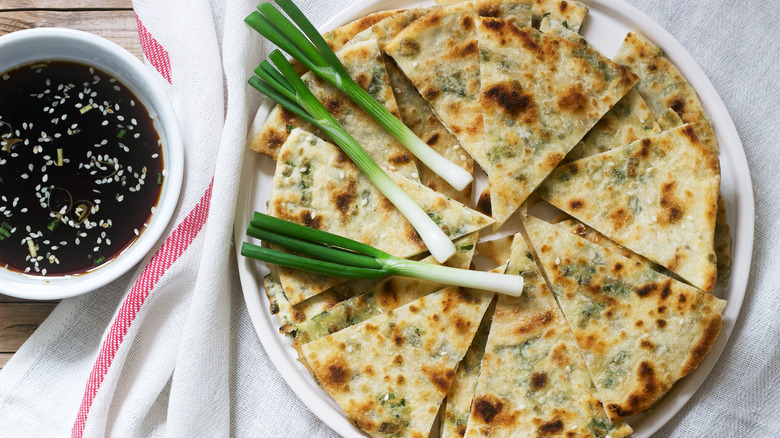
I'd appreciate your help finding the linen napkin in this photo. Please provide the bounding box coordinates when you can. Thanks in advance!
[1,0,780,437]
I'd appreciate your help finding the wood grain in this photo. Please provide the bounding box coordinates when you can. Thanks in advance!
[0,353,12,369]
[0,303,58,351]
[0,0,130,11]
[0,10,142,59]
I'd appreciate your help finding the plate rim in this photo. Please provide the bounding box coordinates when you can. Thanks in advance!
[234,0,755,436]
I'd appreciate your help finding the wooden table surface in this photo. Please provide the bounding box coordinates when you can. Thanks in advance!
[0,0,140,371]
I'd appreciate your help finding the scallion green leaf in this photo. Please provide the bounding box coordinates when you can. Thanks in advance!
[242,213,524,296]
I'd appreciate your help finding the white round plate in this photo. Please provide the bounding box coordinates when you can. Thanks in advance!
[234,0,754,436]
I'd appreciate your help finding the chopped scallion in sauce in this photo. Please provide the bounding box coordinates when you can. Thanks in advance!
[0,61,164,276]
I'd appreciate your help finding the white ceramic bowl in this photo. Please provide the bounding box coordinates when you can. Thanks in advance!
[0,28,183,300]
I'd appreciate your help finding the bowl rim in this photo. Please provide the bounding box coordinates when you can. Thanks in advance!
[0,27,183,300]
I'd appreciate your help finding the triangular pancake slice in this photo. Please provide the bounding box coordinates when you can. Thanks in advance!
[269,129,494,304]
[343,7,432,50]
[477,18,638,226]
[250,40,418,179]
[344,7,475,203]
[302,286,493,438]
[613,32,718,152]
[464,234,632,437]
[537,124,720,292]
[523,216,726,420]
[385,0,533,171]
[441,288,497,438]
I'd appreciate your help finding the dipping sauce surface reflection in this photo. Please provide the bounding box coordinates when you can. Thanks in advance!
[0,61,164,276]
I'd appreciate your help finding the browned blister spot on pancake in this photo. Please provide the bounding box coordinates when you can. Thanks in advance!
[378,280,400,308]
[395,37,420,57]
[618,361,661,417]
[324,98,342,116]
[550,343,570,367]
[538,419,564,436]
[389,152,412,164]
[353,73,370,90]
[484,80,537,123]
[638,138,652,158]
[301,210,323,229]
[660,181,683,224]
[610,207,631,229]
[453,316,473,334]
[423,86,441,101]
[425,132,440,146]
[460,40,478,57]
[472,394,519,428]
[557,85,588,114]
[319,357,351,393]
[569,199,584,211]
[514,310,555,335]
[660,280,672,299]
[393,354,403,365]
[292,308,306,323]
[639,339,655,350]
[530,372,548,391]
[332,179,357,218]
[544,152,565,170]
[682,314,722,375]
[636,282,658,297]
[461,14,474,29]
[669,98,686,116]
[425,366,457,394]
[388,322,405,347]
[655,319,667,328]
[403,221,424,249]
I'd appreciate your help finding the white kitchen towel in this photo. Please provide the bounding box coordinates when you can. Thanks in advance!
[0,0,779,437]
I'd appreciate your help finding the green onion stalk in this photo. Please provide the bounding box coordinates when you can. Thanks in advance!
[248,50,456,262]
[245,0,473,192]
[242,213,524,296]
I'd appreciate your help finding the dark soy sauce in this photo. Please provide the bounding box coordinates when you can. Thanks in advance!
[0,61,165,276]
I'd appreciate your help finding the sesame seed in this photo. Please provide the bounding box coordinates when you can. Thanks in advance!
[555,257,561,265]
[607,161,615,167]
[361,199,368,207]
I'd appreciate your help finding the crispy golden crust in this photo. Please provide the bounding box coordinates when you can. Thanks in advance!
[385,1,533,171]
[464,235,632,437]
[524,216,726,420]
[477,19,638,226]
[613,32,719,152]
[270,129,493,304]
[538,125,720,292]
[345,8,432,50]
[303,287,493,438]
[323,9,404,51]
